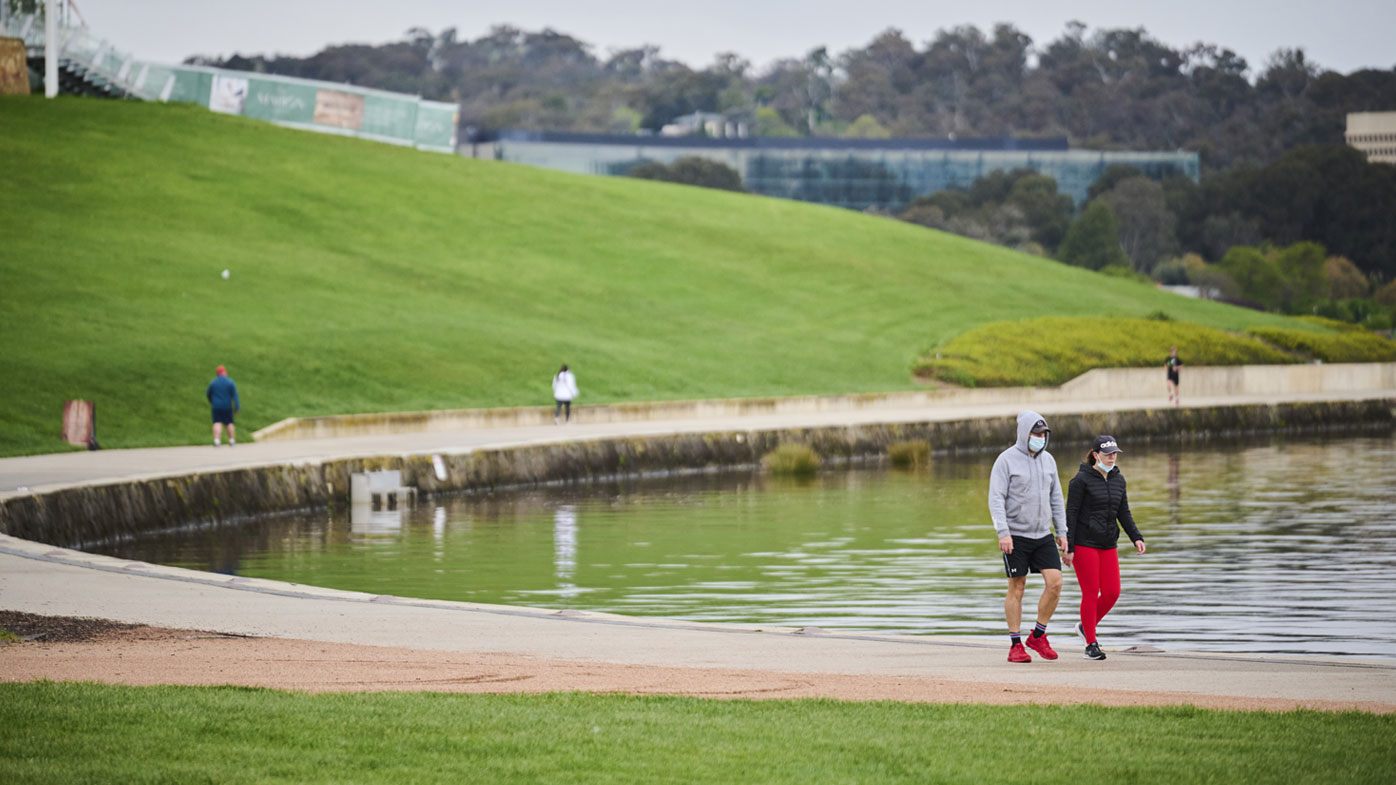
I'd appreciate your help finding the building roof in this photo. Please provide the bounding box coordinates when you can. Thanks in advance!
[485,129,1069,152]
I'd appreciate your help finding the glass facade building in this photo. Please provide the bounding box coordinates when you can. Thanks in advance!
[475,131,1199,211]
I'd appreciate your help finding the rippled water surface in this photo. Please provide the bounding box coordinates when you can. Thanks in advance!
[91,432,1396,658]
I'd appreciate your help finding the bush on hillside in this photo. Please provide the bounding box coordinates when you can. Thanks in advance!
[915,317,1295,388]
[1291,315,1366,333]
[1057,201,1130,271]
[1244,327,1396,363]
[1324,256,1370,300]
[1098,264,1152,284]
[1376,280,1396,307]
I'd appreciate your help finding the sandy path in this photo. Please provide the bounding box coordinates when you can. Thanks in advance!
[1,614,1388,713]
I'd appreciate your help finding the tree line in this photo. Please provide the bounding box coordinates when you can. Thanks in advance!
[194,21,1396,171]
[893,152,1396,329]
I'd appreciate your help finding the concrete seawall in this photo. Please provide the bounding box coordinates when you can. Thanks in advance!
[253,363,1396,441]
[3,399,1392,549]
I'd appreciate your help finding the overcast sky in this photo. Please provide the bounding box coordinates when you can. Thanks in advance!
[67,1,1396,77]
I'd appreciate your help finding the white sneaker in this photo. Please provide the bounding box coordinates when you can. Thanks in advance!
[213,439,220,447]
[229,438,236,446]
[1074,620,1084,639]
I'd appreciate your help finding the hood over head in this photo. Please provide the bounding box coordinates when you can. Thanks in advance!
[1016,410,1050,454]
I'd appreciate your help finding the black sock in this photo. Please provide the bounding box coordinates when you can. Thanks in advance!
[1009,632,1022,647]
[1032,621,1047,638]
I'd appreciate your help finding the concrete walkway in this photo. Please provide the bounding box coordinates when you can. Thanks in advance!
[3,534,1394,708]
[3,390,1395,709]
[2,389,1390,498]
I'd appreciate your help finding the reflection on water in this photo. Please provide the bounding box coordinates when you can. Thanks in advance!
[554,506,579,599]
[90,432,1396,658]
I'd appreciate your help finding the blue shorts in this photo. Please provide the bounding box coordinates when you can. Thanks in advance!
[212,408,235,425]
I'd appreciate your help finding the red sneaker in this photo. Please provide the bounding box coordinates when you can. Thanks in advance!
[1008,642,1032,663]
[1025,633,1058,660]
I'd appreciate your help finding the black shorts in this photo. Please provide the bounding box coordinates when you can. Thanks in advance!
[1167,370,1180,384]
[1002,534,1061,578]
[212,408,235,425]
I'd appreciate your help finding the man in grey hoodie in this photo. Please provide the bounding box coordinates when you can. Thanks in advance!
[988,410,1069,663]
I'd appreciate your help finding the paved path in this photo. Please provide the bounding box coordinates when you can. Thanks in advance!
[2,390,1388,498]
[3,534,1394,708]
[3,390,1395,709]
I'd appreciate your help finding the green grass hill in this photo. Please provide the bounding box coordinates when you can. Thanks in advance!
[0,97,1307,456]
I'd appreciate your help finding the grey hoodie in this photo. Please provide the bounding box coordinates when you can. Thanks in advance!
[987,410,1066,540]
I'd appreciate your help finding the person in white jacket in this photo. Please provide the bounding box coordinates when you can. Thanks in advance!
[552,364,578,424]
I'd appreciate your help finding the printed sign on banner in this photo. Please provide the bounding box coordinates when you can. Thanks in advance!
[415,103,459,150]
[314,89,365,130]
[209,74,249,115]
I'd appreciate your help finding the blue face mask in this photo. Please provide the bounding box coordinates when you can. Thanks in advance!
[1096,459,1114,472]
[1028,436,1046,452]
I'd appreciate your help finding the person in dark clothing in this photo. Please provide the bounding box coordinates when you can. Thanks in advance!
[206,365,240,446]
[1066,435,1146,660]
[1165,346,1183,406]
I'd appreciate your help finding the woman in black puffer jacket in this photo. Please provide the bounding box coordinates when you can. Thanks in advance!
[1066,435,1146,661]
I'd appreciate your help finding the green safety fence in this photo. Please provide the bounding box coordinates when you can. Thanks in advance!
[6,14,457,152]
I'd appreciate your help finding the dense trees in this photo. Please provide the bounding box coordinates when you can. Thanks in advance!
[195,21,1396,172]
[1057,202,1129,271]
[1169,145,1396,280]
[898,149,1395,328]
[897,167,1074,254]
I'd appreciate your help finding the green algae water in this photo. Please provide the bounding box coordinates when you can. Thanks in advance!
[90,432,1396,658]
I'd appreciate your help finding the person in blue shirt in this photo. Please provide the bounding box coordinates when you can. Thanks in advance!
[206,365,240,446]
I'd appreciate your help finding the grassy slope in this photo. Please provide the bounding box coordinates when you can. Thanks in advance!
[0,97,1303,454]
[2,684,1394,784]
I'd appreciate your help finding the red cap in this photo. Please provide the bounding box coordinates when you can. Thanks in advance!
[216,365,227,376]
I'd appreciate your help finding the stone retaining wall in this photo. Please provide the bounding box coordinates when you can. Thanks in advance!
[3,400,1393,548]
[1062,363,1396,400]
[252,363,1396,441]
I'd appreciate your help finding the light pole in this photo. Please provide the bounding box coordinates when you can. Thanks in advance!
[45,0,58,98]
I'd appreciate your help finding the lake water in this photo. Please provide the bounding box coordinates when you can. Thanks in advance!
[89,432,1396,659]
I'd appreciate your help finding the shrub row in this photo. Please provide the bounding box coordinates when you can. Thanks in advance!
[916,317,1302,388]
[1245,327,1396,363]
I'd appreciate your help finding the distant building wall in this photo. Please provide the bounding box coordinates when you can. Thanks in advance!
[475,131,1199,211]
[1346,112,1396,165]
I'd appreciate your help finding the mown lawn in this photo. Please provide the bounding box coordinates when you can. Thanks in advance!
[1,683,1393,784]
[1,97,1305,455]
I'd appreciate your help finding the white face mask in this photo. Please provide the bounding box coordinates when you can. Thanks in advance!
[1028,435,1046,452]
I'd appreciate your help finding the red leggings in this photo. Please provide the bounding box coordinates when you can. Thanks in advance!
[1073,545,1121,643]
